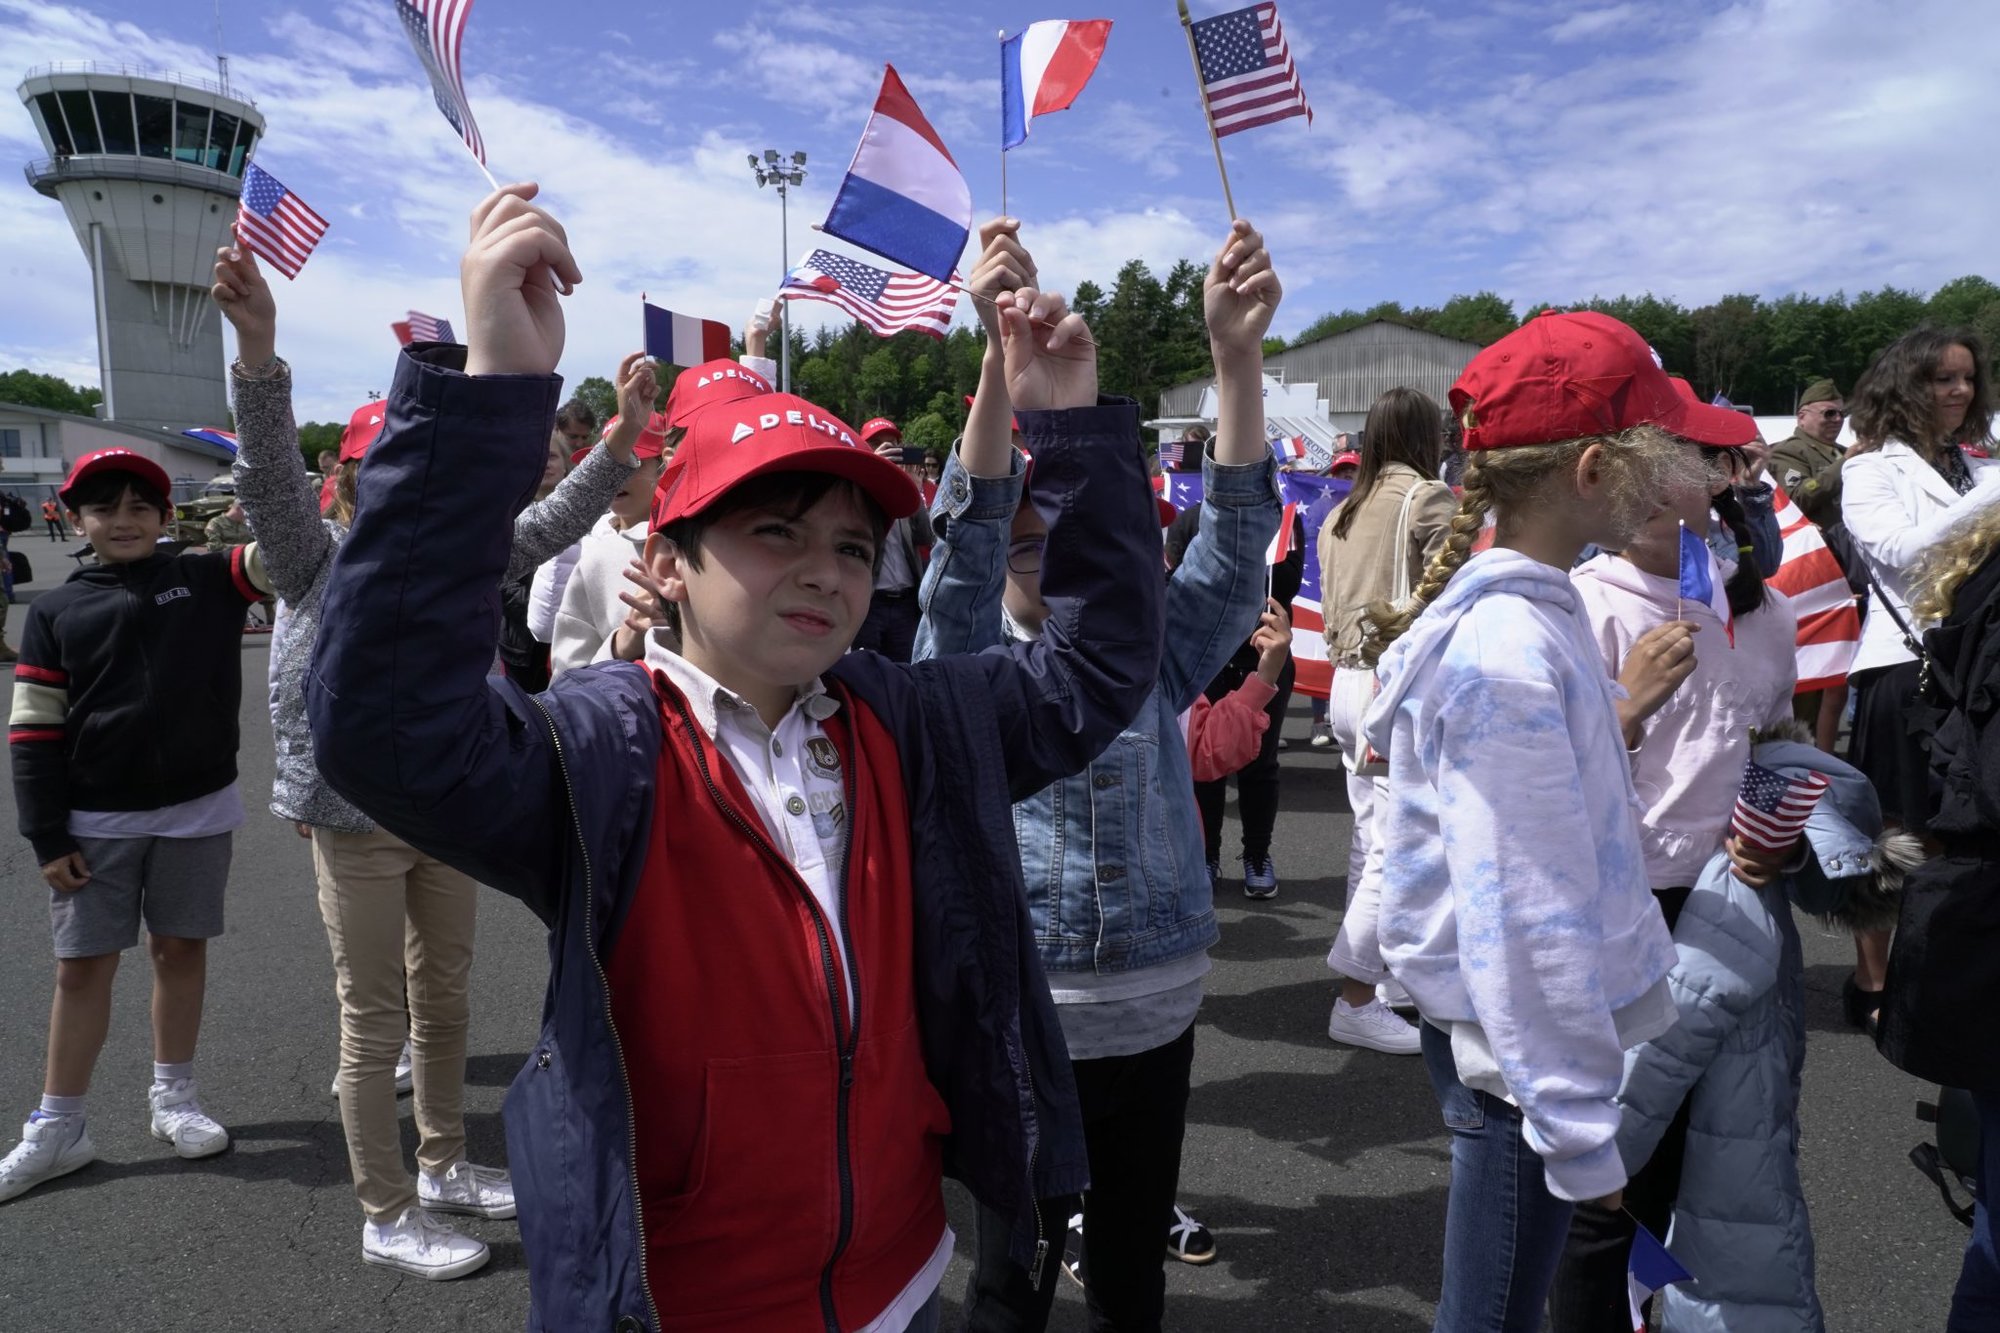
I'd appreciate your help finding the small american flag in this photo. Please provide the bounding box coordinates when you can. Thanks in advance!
[405,310,455,343]
[782,249,959,340]
[1190,2,1313,138]
[237,164,328,280]
[1731,762,1830,857]
[1160,438,1185,468]
[397,0,485,164]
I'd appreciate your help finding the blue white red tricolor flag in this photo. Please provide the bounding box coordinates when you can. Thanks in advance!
[403,310,455,344]
[236,164,328,280]
[1769,486,1861,693]
[181,427,238,453]
[641,300,731,370]
[822,66,973,285]
[1001,20,1112,150]
[1189,2,1313,138]
[782,250,958,340]
[1627,1221,1694,1330]
[396,0,486,165]
[1265,499,1299,565]
[1678,521,1734,647]
[1732,761,1830,858]
[1270,433,1308,463]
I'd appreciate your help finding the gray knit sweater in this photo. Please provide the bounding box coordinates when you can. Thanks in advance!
[232,362,631,830]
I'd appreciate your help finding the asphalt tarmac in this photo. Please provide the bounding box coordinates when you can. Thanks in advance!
[0,606,1972,1331]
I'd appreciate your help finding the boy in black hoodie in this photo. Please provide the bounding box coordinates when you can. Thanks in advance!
[1,448,270,1204]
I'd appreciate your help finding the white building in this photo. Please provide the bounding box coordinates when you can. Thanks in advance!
[0,400,234,502]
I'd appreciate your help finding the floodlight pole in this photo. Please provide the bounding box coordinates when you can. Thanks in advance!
[748,149,809,392]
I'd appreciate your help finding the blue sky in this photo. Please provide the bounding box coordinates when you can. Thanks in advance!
[3,0,1994,421]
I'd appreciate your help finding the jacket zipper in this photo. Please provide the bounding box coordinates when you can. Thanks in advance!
[527,696,662,1332]
[1024,1054,1048,1290]
[666,691,859,1333]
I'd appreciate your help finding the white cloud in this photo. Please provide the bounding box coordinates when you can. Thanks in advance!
[1545,3,1646,44]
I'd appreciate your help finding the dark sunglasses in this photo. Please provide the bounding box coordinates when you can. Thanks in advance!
[1811,408,1845,421]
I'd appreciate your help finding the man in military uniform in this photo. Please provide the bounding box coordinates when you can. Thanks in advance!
[203,500,254,551]
[1768,378,1848,527]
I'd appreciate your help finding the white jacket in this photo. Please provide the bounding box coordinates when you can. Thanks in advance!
[548,516,649,677]
[1840,441,2000,675]
[1362,549,1678,1202]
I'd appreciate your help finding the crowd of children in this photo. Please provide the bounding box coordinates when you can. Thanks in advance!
[2,180,1997,1333]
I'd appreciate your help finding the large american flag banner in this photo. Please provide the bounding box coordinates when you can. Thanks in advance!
[397,0,485,165]
[1768,486,1862,693]
[782,250,959,339]
[1732,762,1830,857]
[1189,2,1313,138]
[237,164,328,280]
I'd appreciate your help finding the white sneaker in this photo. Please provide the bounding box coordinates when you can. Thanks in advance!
[0,1115,95,1203]
[1377,978,1415,1012]
[149,1079,231,1158]
[330,1039,414,1098]
[1309,724,1334,749]
[418,1160,516,1220]
[1327,998,1421,1055]
[362,1207,490,1280]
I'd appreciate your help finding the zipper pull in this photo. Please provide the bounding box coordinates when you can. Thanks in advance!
[1028,1237,1049,1291]
[840,1051,854,1089]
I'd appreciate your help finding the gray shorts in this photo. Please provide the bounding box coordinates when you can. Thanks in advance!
[49,833,233,958]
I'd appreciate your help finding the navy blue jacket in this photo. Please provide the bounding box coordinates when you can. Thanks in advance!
[306,347,1165,1330]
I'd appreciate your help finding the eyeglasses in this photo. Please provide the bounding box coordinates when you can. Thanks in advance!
[1811,408,1845,421]
[1007,538,1045,575]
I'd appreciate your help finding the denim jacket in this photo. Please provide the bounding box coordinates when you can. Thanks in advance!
[917,444,1280,974]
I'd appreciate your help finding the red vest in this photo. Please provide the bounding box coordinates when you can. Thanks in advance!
[605,674,949,1331]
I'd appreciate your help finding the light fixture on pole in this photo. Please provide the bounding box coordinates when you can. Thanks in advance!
[746,148,808,392]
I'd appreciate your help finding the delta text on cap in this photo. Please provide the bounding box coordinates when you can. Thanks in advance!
[652,393,921,528]
[661,360,773,429]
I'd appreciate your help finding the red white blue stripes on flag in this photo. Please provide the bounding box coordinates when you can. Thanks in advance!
[1678,521,1734,646]
[1769,486,1862,692]
[782,250,959,339]
[236,164,328,280]
[396,0,485,165]
[822,66,972,285]
[1190,2,1313,138]
[181,428,238,453]
[1731,762,1831,858]
[642,300,731,370]
[1001,20,1112,150]
[1264,500,1298,565]
[1627,1221,1694,1330]
[405,310,455,343]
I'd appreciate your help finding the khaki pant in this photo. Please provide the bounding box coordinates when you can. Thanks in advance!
[312,825,477,1222]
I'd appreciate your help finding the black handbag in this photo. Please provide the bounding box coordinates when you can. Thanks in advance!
[1911,1087,1981,1227]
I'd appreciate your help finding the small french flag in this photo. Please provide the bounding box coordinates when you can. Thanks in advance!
[822,65,973,285]
[1678,521,1734,646]
[642,299,731,370]
[1001,20,1112,150]
[1627,1220,1693,1329]
[1265,500,1299,565]
[1271,434,1308,463]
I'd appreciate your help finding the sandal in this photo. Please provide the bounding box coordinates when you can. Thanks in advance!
[1166,1203,1217,1265]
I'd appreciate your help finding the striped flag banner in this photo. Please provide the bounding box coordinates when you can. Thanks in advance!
[1731,761,1831,857]
[1265,499,1299,564]
[396,0,486,165]
[236,163,328,280]
[1768,486,1862,693]
[1190,1,1313,139]
[822,65,972,284]
[406,310,455,343]
[781,249,959,340]
[642,300,731,369]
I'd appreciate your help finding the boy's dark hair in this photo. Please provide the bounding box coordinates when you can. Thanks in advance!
[657,471,890,576]
[65,470,171,519]
[555,397,600,436]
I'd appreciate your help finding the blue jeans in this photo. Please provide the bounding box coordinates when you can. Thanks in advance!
[1420,1021,1576,1333]
[1950,1088,2000,1332]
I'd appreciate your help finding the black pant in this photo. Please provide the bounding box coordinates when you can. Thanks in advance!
[1193,656,1294,863]
[1546,886,1694,1333]
[962,1023,1197,1333]
[45,519,62,541]
[852,588,919,664]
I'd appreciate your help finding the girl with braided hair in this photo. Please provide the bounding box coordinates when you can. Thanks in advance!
[1355,311,1743,1332]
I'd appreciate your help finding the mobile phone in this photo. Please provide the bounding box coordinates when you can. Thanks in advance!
[899,446,928,466]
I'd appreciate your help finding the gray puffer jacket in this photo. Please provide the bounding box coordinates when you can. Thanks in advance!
[1616,735,1919,1332]
[231,362,631,830]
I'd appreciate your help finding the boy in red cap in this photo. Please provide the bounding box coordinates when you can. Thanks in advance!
[306,184,1163,1329]
[2,448,273,1205]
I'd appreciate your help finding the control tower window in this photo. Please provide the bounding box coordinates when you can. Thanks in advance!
[57,90,101,155]
[134,95,173,160]
[210,112,242,175]
[174,101,213,167]
[227,124,255,177]
[32,92,72,156]
[93,90,136,155]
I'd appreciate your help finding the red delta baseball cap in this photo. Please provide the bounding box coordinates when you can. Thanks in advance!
[338,401,388,463]
[1330,450,1362,471]
[1451,311,1757,451]
[860,417,901,443]
[660,359,772,429]
[59,448,172,508]
[598,412,671,460]
[652,393,921,528]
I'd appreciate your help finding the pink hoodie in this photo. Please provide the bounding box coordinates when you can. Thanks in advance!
[1570,554,1799,889]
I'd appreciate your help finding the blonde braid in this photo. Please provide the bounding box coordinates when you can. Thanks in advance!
[1357,454,1493,666]
[1911,502,2000,622]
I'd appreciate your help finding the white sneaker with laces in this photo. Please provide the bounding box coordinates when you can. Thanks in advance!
[1327,998,1421,1055]
[149,1079,230,1158]
[329,1038,414,1098]
[0,1115,95,1203]
[1309,724,1334,749]
[419,1160,516,1220]
[362,1207,490,1280]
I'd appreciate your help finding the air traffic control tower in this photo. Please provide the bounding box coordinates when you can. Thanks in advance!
[19,65,264,432]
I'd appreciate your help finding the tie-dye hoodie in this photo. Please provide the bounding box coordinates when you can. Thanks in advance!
[1362,547,1679,1202]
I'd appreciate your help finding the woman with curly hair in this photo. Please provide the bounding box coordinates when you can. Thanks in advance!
[1837,328,2000,1029]
[1878,504,2000,1331]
